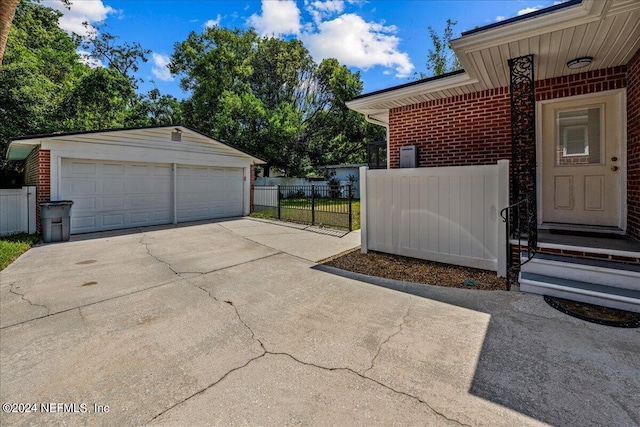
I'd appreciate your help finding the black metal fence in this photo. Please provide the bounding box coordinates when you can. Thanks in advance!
[253,184,354,231]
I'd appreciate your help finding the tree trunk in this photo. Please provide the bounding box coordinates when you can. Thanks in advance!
[0,0,19,68]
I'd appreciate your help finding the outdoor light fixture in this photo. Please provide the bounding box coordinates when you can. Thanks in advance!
[567,56,593,70]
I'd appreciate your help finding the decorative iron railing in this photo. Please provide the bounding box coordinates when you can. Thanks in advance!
[500,191,537,291]
[253,184,354,231]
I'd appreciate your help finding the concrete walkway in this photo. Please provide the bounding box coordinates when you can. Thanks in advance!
[0,218,638,426]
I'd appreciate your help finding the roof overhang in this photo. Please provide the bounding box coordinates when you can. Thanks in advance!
[6,125,266,164]
[346,71,477,125]
[347,0,640,125]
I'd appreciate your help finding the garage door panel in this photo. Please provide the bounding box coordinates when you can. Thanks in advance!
[103,163,124,174]
[176,165,243,223]
[61,159,243,233]
[103,180,124,194]
[61,159,173,233]
[103,197,125,209]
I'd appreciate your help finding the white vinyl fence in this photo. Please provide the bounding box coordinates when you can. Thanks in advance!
[360,161,509,276]
[253,185,278,208]
[0,186,37,236]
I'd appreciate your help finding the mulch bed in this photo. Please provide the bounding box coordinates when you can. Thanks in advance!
[321,248,508,291]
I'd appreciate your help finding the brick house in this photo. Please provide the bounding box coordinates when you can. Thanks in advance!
[348,0,640,311]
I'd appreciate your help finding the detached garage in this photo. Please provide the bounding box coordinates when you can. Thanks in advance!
[6,125,263,234]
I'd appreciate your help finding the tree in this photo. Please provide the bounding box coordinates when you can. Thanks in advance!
[0,0,19,67]
[416,19,462,79]
[1,0,173,182]
[170,27,382,176]
[79,28,150,89]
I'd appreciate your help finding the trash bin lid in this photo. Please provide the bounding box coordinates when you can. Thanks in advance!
[39,200,74,206]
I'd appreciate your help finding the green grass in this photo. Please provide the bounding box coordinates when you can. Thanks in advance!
[251,199,361,231]
[0,233,39,271]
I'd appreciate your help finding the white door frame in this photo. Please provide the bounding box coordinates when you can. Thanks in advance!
[535,88,627,231]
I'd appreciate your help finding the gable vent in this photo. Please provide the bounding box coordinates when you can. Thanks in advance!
[171,129,182,142]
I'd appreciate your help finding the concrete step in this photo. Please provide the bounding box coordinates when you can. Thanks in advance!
[519,272,640,313]
[520,252,640,291]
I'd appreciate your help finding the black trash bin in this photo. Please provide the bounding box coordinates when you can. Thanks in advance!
[40,201,73,243]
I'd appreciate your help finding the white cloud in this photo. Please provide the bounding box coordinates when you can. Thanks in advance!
[43,0,116,36]
[517,6,542,16]
[205,14,222,28]
[151,53,174,82]
[495,15,506,22]
[76,49,103,68]
[305,0,345,24]
[302,13,414,78]
[248,1,413,79]
[248,0,302,36]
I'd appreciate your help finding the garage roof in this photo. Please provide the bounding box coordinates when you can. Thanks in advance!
[7,125,266,164]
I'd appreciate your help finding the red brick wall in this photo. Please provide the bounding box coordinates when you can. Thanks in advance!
[24,148,50,233]
[536,66,627,100]
[388,87,511,168]
[627,49,640,241]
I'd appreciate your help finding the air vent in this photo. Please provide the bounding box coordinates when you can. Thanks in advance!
[171,129,182,142]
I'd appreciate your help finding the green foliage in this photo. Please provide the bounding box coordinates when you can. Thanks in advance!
[0,233,38,270]
[0,1,181,180]
[171,27,384,176]
[417,19,462,79]
[0,1,86,173]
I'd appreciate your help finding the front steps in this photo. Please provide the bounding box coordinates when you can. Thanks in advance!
[519,253,640,313]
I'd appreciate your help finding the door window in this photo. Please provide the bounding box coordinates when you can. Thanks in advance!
[556,106,602,165]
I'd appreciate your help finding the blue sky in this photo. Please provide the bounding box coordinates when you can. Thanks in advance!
[43,0,561,99]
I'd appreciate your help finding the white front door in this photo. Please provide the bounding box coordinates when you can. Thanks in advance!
[541,90,624,229]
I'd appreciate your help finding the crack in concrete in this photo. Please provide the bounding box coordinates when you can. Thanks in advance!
[1,276,184,330]
[270,352,473,427]
[147,353,267,424]
[8,283,50,314]
[140,234,179,275]
[362,298,412,376]
[77,307,87,324]
[140,231,283,277]
[158,288,469,427]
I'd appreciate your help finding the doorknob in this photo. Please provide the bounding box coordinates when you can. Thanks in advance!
[611,157,618,162]
[611,166,619,172]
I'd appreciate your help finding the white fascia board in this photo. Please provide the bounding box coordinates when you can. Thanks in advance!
[346,72,476,115]
[451,0,607,55]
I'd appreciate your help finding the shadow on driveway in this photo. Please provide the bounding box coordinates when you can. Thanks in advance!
[314,264,640,427]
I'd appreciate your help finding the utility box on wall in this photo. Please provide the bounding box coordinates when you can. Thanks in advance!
[400,145,418,168]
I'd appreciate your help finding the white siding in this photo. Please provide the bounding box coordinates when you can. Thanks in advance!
[360,161,509,275]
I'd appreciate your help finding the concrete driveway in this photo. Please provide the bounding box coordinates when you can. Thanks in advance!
[1,218,638,426]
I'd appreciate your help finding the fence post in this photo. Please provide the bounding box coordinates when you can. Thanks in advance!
[497,159,509,279]
[311,184,315,226]
[277,185,281,220]
[359,166,368,253]
[348,184,352,231]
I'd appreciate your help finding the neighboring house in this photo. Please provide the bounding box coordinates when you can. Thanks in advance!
[6,125,264,234]
[323,163,365,182]
[348,0,640,311]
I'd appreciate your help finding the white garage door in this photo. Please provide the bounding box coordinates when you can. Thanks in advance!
[60,159,244,233]
[176,165,244,222]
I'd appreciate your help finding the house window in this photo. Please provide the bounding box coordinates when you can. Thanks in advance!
[556,106,602,165]
[367,141,387,169]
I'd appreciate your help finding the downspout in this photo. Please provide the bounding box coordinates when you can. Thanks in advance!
[365,114,390,169]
